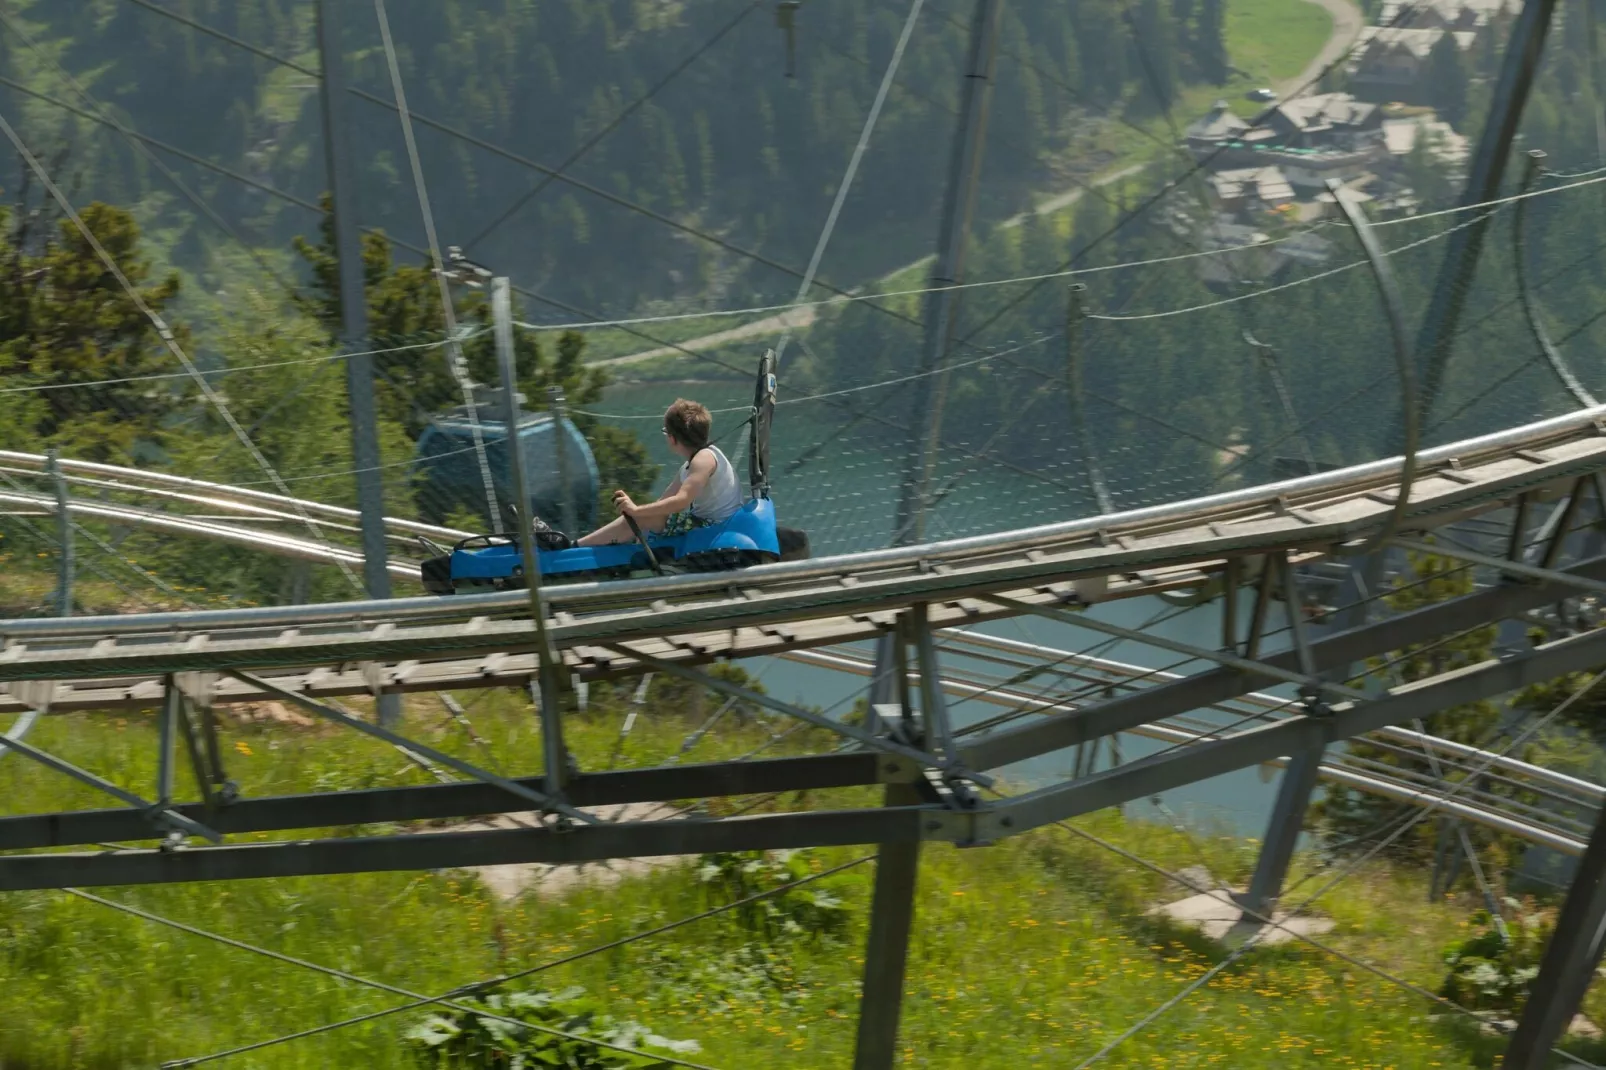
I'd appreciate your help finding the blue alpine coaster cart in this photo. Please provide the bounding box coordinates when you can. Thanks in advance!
[421,353,808,593]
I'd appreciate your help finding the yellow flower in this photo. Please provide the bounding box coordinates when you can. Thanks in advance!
[234,741,253,756]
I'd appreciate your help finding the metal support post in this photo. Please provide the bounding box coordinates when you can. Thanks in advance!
[1412,0,1561,430]
[156,676,178,806]
[317,0,399,728]
[1065,284,1113,515]
[492,277,569,802]
[892,0,1005,545]
[172,674,233,812]
[1244,556,1275,659]
[853,783,923,1070]
[910,605,957,763]
[1502,803,1606,1069]
[1222,556,1241,654]
[45,448,71,617]
[1238,556,1374,918]
[1237,749,1322,918]
[1539,478,1587,570]
[1506,492,1532,568]
[866,632,899,737]
[548,387,579,537]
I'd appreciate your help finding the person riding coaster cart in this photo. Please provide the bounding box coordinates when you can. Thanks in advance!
[420,353,808,593]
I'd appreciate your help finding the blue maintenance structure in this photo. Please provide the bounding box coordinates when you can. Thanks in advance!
[414,400,598,529]
[421,352,807,593]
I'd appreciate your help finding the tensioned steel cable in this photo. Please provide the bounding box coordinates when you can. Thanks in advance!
[1062,671,1606,1070]
[0,107,365,591]
[462,0,765,253]
[76,880,742,1070]
[154,855,871,1067]
[371,0,501,530]
[772,0,927,369]
[945,0,1435,353]
[104,0,1241,480]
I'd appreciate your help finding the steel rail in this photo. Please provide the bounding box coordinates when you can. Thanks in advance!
[0,491,422,581]
[0,451,472,543]
[1,401,1603,646]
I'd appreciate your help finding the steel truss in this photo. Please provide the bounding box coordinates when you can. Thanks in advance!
[0,411,1604,1068]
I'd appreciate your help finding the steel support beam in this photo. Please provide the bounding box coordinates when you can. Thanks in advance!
[0,732,219,843]
[493,276,569,801]
[894,0,1004,544]
[1502,803,1606,1069]
[853,784,924,1070]
[962,554,1606,772]
[612,646,988,783]
[316,0,399,727]
[0,804,932,891]
[996,622,1606,833]
[225,671,594,824]
[156,676,178,805]
[1393,536,1606,597]
[0,752,901,851]
[986,596,1367,704]
[1413,0,1561,429]
[1238,750,1322,917]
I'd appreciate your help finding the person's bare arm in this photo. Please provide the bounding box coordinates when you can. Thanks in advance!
[613,454,713,524]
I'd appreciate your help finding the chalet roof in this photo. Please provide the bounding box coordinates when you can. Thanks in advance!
[1378,0,1510,29]
[1186,101,1252,142]
[1356,25,1478,59]
[1210,166,1295,203]
[1382,116,1470,163]
[1274,92,1379,132]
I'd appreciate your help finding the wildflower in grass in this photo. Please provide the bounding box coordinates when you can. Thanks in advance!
[234,740,252,756]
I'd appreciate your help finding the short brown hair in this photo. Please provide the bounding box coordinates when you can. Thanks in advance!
[664,398,712,449]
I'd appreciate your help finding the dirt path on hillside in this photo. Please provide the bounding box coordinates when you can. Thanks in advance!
[1280,0,1364,97]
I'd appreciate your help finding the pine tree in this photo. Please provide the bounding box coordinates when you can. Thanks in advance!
[1427,30,1470,127]
[1198,0,1230,84]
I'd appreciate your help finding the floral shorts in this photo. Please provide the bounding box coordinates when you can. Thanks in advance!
[661,511,710,537]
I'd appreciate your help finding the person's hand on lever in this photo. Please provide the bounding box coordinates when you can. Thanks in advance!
[612,490,639,518]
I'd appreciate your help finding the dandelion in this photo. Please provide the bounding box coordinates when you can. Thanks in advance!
[234,741,252,756]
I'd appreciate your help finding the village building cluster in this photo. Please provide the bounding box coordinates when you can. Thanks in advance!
[1176,0,1511,276]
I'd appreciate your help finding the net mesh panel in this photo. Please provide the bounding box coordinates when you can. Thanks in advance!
[7,139,1606,606]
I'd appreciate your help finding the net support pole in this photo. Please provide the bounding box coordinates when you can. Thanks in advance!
[1501,801,1606,1069]
[492,277,569,802]
[549,387,579,537]
[45,448,71,618]
[852,783,923,1070]
[317,0,399,727]
[1411,0,1560,433]
[892,0,1005,546]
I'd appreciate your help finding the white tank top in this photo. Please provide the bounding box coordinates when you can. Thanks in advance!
[680,445,743,523]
